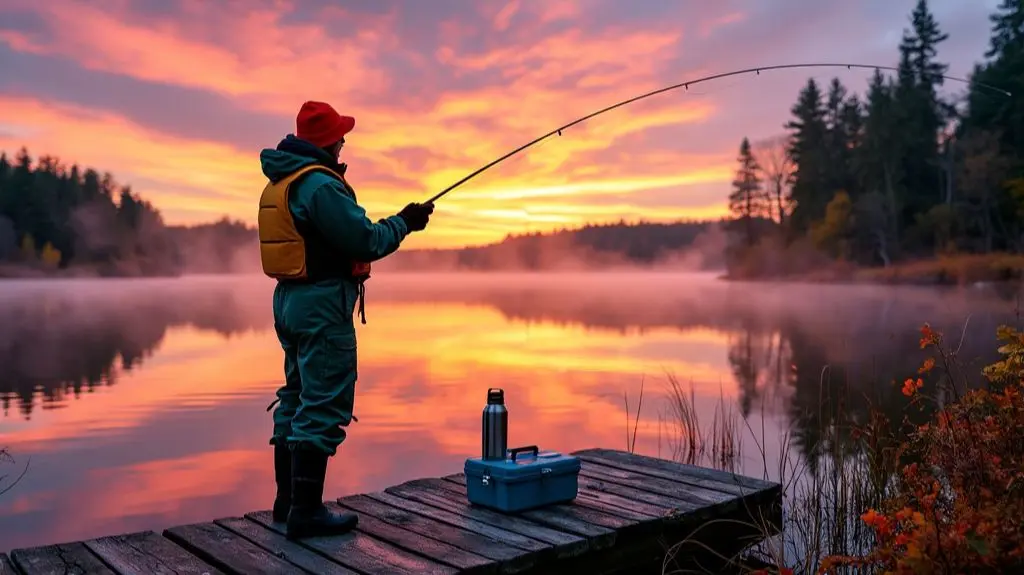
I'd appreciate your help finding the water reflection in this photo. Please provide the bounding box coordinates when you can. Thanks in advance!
[0,273,1019,552]
[0,277,271,418]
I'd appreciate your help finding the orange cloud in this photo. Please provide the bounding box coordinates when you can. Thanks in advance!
[0,0,754,248]
[0,94,730,249]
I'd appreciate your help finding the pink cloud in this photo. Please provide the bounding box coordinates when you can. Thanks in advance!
[0,0,995,248]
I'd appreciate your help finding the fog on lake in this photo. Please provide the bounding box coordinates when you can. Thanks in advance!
[0,272,1019,552]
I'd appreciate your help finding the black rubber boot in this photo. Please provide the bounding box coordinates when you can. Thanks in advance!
[286,448,358,539]
[272,444,291,523]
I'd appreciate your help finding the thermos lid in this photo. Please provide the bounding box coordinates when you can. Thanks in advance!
[487,388,504,405]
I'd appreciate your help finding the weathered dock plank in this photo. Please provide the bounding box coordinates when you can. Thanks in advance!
[164,521,306,575]
[337,494,535,572]
[5,449,781,575]
[83,531,223,575]
[247,508,459,575]
[579,460,733,506]
[421,478,621,543]
[442,453,783,574]
[363,490,562,556]
[382,481,589,554]
[434,475,669,567]
[575,448,777,492]
[576,473,705,517]
[573,449,784,531]
[574,476,671,518]
[574,451,763,501]
[11,541,116,575]
[215,517,358,575]
[332,498,495,574]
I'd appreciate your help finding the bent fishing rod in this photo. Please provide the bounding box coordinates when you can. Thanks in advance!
[424,62,1012,204]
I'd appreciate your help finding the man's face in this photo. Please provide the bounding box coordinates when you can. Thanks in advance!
[330,137,345,160]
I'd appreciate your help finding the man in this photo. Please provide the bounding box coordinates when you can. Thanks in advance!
[257,100,434,539]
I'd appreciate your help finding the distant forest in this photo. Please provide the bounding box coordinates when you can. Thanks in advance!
[382,220,725,271]
[725,0,1024,279]
[0,146,726,276]
[0,149,256,277]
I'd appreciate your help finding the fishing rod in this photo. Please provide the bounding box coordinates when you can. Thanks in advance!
[424,62,1012,204]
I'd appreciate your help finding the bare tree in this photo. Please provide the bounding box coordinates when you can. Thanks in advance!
[752,134,795,225]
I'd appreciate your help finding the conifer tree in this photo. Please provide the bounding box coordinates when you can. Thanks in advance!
[786,79,830,233]
[729,137,765,246]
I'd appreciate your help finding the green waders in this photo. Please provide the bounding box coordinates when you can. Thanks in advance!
[269,278,361,538]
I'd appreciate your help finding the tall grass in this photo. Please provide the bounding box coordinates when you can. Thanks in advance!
[642,372,892,574]
[624,376,645,454]
[662,375,742,473]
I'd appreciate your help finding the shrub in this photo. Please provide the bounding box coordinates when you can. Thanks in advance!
[819,323,1024,574]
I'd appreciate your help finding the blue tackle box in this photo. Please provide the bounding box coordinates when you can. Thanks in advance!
[464,445,581,513]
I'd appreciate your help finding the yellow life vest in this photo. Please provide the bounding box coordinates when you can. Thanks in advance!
[258,164,371,281]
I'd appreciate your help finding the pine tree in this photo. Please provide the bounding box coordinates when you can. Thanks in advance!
[848,70,905,263]
[729,137,765,246]
[986,0,1024,60]
[968,0,1024,156]
[786,78,829,233]
[908,0,950,91]
[772,0,1024,264]
[957,0,1024,251]
[823,78,862,202]
[894,0,950,249]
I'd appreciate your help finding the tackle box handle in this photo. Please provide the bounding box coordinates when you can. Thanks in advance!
[508,445,539,462]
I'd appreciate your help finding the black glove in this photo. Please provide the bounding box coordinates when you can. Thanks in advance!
[397,202,434,232]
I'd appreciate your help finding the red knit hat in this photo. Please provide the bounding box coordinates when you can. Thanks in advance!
[295,101,355,148]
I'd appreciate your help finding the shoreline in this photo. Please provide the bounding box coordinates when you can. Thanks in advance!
[3,253,1024,287]
[722,252,1024,287]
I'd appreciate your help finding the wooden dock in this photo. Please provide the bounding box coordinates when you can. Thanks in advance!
[1,448,782,575]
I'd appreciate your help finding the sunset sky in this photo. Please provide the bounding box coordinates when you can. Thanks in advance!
[0,0,1002,248]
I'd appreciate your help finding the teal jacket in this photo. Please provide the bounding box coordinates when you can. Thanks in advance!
[260,135,408,325]
[260,134,409,263]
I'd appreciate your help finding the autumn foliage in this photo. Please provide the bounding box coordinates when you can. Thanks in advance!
[818,323,1024,574]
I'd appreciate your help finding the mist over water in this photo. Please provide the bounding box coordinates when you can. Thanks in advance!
[0,272,1019,552]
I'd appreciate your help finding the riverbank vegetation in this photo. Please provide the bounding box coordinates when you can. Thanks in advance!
[0,150,257,277]
[725,0,1024,285]
[731,251,1024,286]
[654,320,1024,574]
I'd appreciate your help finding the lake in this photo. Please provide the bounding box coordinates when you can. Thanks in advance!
[0,272,1019,552]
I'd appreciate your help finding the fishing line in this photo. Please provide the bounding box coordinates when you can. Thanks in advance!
[424,62,1012,204]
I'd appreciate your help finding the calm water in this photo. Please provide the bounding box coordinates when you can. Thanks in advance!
[0,272,1019,552]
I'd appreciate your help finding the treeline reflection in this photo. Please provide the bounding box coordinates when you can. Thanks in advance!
[372,275,1022,460]
[2,275,1019,445]
[0,278,271,417]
